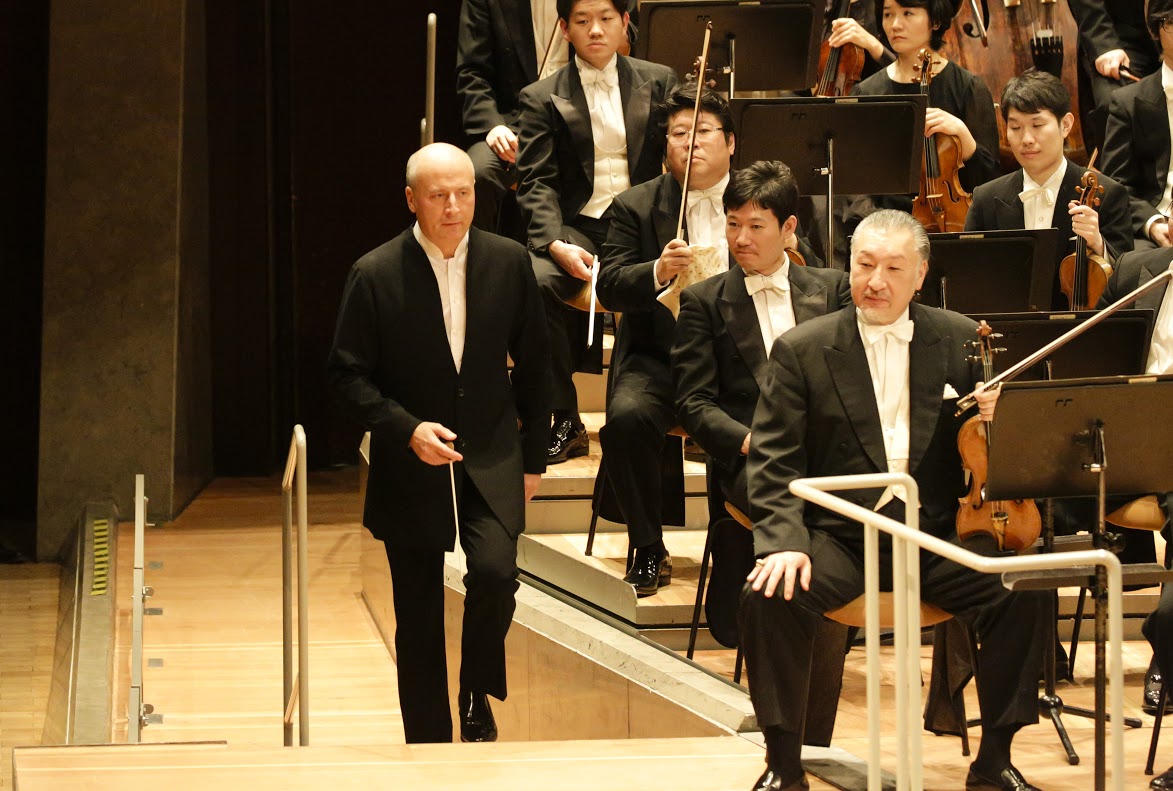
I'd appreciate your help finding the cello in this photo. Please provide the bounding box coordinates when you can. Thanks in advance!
[1058,165,1113,310]
[911,48,973,233]
[955,321,1042,553]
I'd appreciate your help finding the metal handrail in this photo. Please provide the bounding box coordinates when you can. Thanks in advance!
[128,474,152,742]
[420,13,437,147]
[788,472,1124,791]
[282,425,309,746]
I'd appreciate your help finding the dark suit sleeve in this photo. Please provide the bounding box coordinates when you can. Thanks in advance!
[597,192,663,312]
[505,247,553,474]
[747,336,813,556]
[672,287,751,465]
[327,265,422,450]
[1103,90,1161,237]
[457,0,508,137]
[1068,0,1124,59]
[516,84,567,251]
[1099,175,1136,261]
[1096,250,1135,307]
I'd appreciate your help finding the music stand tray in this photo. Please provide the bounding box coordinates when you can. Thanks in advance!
[636,0,821,94]
[968,309,1155,381]
[917,228,1063,314]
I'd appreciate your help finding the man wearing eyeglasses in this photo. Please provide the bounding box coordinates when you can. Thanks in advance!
[595,84,822,596]
[1102,0,1173,250]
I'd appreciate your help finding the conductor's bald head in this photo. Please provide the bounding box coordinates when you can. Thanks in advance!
[405,143,476,257]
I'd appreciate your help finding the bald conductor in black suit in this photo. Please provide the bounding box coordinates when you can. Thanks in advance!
[328,143,550,746]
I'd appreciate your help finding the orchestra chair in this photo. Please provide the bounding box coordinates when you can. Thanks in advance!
[1069,496,1169,673]
[721,502,974,755]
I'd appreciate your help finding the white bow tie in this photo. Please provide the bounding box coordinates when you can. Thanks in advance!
[580,65,618,90]
[688,186,723,207]
[861,318,914,347]
[1018,185,1055,205]
[744,273,789,296]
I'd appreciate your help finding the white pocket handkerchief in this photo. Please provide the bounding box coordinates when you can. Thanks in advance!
[942,383,960,400]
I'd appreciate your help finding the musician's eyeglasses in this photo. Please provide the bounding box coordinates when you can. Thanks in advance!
[1162,17,1173,31]
[668,126,725,142]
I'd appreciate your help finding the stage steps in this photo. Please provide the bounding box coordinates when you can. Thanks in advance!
[12,737,767,791]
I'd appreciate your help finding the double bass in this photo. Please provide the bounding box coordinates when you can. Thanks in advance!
[911,49,973,233]
[946,0,1089,168]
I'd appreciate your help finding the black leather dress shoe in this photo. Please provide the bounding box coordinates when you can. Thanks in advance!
[965,764,1040,790]
[458,690,497,743]
[1151,764,1173,789]
[1144,658,1173,714]
[749,768,808,791]
[623,545,672,596]
[548,417,588,464]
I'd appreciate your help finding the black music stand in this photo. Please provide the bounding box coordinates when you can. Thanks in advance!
[635,0,821,95]
[731,95,927,261]
[989,375,1173,791]
[917,228,1063,314]
[968,309,1155,381]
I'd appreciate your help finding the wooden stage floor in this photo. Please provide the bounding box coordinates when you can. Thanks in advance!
[5,472,1173,790]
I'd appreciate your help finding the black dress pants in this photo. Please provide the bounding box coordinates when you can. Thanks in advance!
[384,470,520,744]
[468,140,518,234]
[598,353,677,548]
[531,216,608,415]
[739,526,1046,743]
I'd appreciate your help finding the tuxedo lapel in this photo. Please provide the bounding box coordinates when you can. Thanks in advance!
[551,68,594,181]
[461,229,491,375]
[825,309,888,473]
[502,0,539,83]
[404,234,459,378]
[1137,77,1170,189]
[906,304,948,474]
[716,269,769,387]
[1136,259,1170,312]
[653,176,682,249]
[1050,163,1083,245]
[618,57,652,175]
[789,264,831,325]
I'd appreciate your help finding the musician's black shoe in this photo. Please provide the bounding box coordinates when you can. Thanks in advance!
[683,437,706,463]
[623,544,672,597]
[458,690,497,743]
[964,764,1040,790]
[1143,657,1172,714]
[749,768,809,791]
[1151,764,1173,789]
[548,417,588,464]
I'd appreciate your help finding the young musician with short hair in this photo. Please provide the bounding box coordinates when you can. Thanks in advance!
[965,69,1133,308]
[516,0,677,464]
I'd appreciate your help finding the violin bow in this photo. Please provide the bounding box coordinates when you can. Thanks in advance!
[676,21,714,240]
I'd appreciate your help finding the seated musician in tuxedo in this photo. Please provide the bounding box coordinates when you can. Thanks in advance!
[672,160,850,638]
[1096,247,1173,735]
[456,0,638,232]
[516,0,676,465]
[327,143,550,745]
[965,69,1132,308]
[1070,0,1158,149]
[739,209,1047,791]
[593,82,738,595]
[1103,0,1173,250]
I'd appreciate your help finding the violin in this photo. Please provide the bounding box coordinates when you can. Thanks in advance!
[910,49,972,233]
[814,0,866,97]
[955,321,1041,553]
[1058,166,1112,310]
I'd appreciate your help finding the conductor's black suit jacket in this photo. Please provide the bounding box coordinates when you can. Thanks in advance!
[328,227,551,551]
[1103,71,1172,237]
[747,302,983,557]
[515,55,677,251]
[672,263,851,477]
